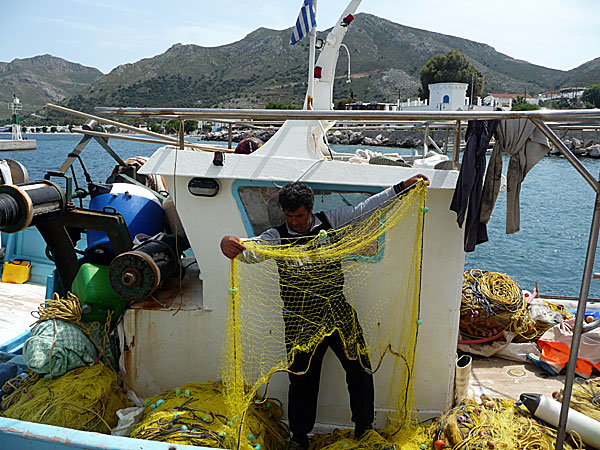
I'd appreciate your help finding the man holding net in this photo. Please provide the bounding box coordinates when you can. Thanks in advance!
[221,175,427,450]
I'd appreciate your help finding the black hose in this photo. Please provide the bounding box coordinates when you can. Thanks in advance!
[0,193,20,229]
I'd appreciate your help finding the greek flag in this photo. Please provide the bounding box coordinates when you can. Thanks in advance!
[290,0,316,45]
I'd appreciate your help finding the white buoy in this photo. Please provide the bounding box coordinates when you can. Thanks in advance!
[520,393,600,448]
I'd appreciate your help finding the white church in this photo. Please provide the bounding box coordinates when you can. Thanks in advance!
[399,82,488,111]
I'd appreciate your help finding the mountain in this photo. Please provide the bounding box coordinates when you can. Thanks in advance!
[0,55,102,119]
[554,57,600,88]
[7,13,599,118]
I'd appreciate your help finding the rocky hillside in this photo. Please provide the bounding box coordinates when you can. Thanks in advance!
[553,57,600,88]
[0,55,102,119]
[3,13,599,119]
[61,13,598,114]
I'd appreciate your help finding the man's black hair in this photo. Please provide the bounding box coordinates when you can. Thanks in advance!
[279,182,314,212]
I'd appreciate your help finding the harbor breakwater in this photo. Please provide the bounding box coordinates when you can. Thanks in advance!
[201,128,600,157]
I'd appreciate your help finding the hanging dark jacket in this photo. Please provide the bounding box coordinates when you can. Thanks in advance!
[450,120,498,252]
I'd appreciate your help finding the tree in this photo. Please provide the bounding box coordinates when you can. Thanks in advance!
[334,96,355,110]
[418,50,484,101]
[148,121,161,133]
[265,101,298,110]
[164,119,180,134]
[512,103,540,111]
[582,84,600,108]
[512,96,527,107]
[184,120,198,134]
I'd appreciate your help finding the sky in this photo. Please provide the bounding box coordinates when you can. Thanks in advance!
[1,0,599,74]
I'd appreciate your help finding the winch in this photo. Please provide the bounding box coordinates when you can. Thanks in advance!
[109,234,189,300]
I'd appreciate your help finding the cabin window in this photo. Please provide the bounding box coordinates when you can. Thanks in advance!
[233,181,386,262]
[443,95,450,103]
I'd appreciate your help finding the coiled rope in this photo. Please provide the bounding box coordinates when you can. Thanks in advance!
[460,270,567,342]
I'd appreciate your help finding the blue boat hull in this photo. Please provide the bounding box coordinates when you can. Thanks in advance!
[0,417,211,450]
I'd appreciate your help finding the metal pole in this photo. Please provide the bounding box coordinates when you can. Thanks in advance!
[452,120,461,169]
[306,0,317,110]
[555,183,600,450]
[179,120,184,150]
[423,124,430,158]
[443,127,450,155]
[228,123,233,149]
[47,103,181,145]
[95,106,600,122]
[531,118,599,193]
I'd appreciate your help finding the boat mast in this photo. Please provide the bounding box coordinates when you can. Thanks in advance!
[305,0,317,110]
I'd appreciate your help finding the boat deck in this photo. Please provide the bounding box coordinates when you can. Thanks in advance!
[469,354,565,402]
[0,281,46,345]
[0,280,579,406]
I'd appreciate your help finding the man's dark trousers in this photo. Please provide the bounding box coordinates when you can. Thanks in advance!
[287,330,374,443]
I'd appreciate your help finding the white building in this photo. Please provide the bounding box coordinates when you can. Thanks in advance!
[537,88,585,103]
[484,93,538,109]
[429,82,469,110]
[398,82,480,111]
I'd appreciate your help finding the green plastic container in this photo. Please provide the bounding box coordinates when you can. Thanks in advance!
[71,263,127,324]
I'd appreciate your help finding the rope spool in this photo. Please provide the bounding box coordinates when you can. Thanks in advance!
[0,180,65,232]
[460,269,561,341]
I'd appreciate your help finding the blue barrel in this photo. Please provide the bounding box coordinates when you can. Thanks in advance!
[86,187,164,259]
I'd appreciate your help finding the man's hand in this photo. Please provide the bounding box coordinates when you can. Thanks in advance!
[404,173,429,189]
[220,236,246,259]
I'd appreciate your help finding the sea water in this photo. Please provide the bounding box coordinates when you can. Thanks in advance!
[2,133,600,298]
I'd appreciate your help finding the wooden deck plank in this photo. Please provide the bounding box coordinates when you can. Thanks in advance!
[0,281,46,344]
[469,355,566,401]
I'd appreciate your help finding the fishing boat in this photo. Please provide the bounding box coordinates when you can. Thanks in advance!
[1,1,600,449]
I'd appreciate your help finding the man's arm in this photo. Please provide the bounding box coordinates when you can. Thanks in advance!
[220,227,282,261]
[325,174,428,228]
[220,236,247,259]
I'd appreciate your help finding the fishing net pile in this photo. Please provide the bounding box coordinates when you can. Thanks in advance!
[131,381,288,450]
[0,363,131,433]
[433,396,584,450]
[460,269,571,342]
[556,377,600,423]
[224,184,428,448]
[24,292,120,378]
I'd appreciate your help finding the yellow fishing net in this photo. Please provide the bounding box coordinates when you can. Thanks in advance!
[223,184,428,448]
[0,363,131,433]
[557,377,600,423]
[433,396,584,450]
[131,381,288,450]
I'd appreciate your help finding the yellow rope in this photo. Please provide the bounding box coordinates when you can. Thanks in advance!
[31,292,83,326]
[460,270,570,341]
[434,397,583,450]
[557,378,600,422]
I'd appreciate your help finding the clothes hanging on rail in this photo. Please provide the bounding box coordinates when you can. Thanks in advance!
[480,119,549,234]
[450,120,498,252]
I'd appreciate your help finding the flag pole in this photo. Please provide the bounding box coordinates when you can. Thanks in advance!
[306,0,317,110]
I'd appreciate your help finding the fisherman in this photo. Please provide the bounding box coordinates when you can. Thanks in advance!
[220,175,428,450]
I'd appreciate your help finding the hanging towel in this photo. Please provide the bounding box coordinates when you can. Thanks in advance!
[480,119,549,234]
[450,120,498,252]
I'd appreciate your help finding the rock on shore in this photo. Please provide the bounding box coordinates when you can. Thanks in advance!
[199,128,600,158]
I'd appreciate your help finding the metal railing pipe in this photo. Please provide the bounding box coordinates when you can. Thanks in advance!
[531,118,599,194]
[555,186,600,450]
[94,107,600,123]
